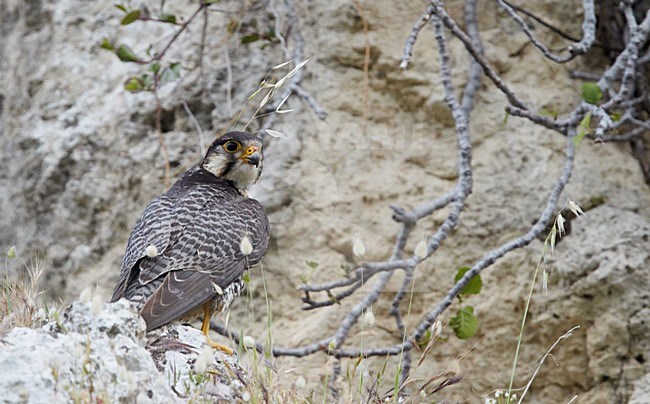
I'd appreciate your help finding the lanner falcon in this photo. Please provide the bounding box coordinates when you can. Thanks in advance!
[111,131,270,354]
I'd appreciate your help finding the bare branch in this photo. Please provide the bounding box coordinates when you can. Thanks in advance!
[460,0,483,116]
[400,6,434,69]
[500,0,582,43]
[497,0,595,63]
[430,0,527,110]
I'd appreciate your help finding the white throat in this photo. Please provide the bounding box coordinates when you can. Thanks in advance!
[202,154,261,191]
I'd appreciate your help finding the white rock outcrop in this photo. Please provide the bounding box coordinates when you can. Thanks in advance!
[0,300,244,403]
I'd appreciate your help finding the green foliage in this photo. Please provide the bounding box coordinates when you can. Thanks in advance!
[573,111,592,146]
[306,261,319,270]
[454,266,482,295]
[450,266,481,339]
[121,10,141,25]
[100,38,115,51]
[538,105,558,119]
[581,82,603,105]
[502,108,510,128]
[416,329,432,348]
[116,44,141,63]
[610,110,622,122]
[161,13,177,24]
[450,306,478,339]
[241,34,261,44]
[123,77,142,92]
[159,62,181,84]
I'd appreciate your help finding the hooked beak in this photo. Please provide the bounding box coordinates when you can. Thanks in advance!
[240,146,261,167]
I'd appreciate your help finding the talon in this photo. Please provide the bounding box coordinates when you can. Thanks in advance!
[201,303,234,355]
[206,339,234,355]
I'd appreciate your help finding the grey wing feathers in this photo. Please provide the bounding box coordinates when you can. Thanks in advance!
[110,193,174,302]
[110,170,270,332]
[139,261,245,331]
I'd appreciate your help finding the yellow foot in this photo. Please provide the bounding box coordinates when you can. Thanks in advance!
[200,302,233,355]
[206,337,234,355]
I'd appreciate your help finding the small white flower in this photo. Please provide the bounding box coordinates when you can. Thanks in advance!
[363,311,375,327]
[145,244,158,257]
[90,293,103,316]
[352,237,366,257]
[414,240,428,259]
[194,345,214,374]
[242,391,251,402]
[240,235,253,256]
[242,335,256,349]
[294,376,307,390]
[79,287,92,303]
[328,339,337,351]
[568,200,584,217]
[556,213,566,236]
[495,389,503,398]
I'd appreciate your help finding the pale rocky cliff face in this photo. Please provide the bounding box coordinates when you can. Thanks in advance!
[1,0,648,402]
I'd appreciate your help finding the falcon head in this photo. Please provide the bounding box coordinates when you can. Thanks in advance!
[202,131,264,190]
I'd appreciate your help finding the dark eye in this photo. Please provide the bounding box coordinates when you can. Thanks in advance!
[223,141,241,153]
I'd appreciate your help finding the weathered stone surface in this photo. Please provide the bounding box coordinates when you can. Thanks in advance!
[1,0,649,402]
[0,300,244,403]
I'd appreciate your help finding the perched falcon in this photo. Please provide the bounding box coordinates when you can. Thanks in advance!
[111,131,270,354]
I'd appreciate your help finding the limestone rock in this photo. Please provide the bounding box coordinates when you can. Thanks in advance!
[0,300,244,403]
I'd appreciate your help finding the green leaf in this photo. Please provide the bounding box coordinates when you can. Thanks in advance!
[116,45,141,63]
[573,111,592,146]
[241,34,260,44]
[416,329,432,348]
[242,271,251,284]
[160,63,181,84]
[450,306,478,339]
[115,4,127,12]
[149,62,161,74]
[162,13,177,24]
[454,266,482,295]
[539,106,558,119]
[169,62,181,76]
[581,82,603,105]
[121,10,141,25]
[124,76,144,92]
[100,38,115,51]
[205,0,221,4]
[502,108,510,128]
[141,74,153,90]
[306,261,319,270]
[610,111,622,122]
[265,29,276,40]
